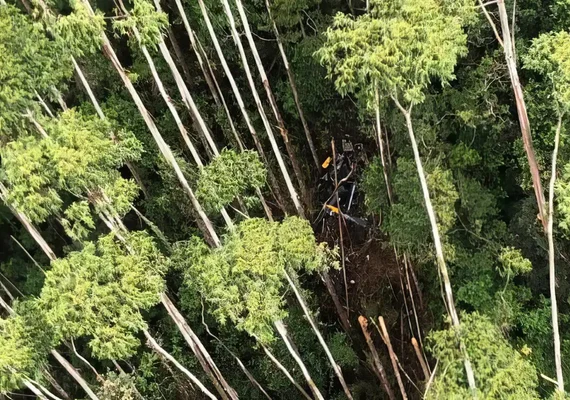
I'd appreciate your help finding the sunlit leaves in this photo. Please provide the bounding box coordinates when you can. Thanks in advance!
[196,149,266,212]
[39,232,168,359]
[113,0,168,49]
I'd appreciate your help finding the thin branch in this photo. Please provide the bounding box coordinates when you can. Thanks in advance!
[477,0,504,47]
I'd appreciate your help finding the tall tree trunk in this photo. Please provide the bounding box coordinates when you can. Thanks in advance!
[377,317,407,400]
[264,0,319,170]
[233,0,309,206]
[393,99,476,392]
[23,380,50,400]
[160,293,238,400]
[547,114,565,392]
[170,0,221,107]
[195,0,290,215]
[273,320,324,400]
[51,350,99,400]
[262,346,312,400]
[358,316,395,400]
[283,270,353,399]
[497,0,547,230]
[321,271,351,333]
[217,0,305,217]
[81,0,221,246]
[143,330,218,400]
[375,85,393,203]
[126,23,234,230]
[0,183,56,261]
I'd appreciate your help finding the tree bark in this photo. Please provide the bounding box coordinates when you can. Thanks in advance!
[547,114,565,392]
[358,316,395,400]
[393,100,476,391]
[195,0,287,214]
[284,270,353,399]
[212,0,305,217]
[262,346,312,400]
[274,320,324,400]
[321,271,351,333]
[264,0,320,170]
[497,0,547,230]
[375,85,393,203]
[51,350,99,400]
[81,0,221,246]
[377,317,407,400]
[233,0,309,207]
[143,330,218,400]
[160,293,238,400]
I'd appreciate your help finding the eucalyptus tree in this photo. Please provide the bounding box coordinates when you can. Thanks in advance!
[112,0,235,229]
[215,0,305,216]
[264,0,320,170]
[524,31,570,393]
[178,217,353,399]
[318,0,477,391]
[75,0,221,246]
[194,0,296,215]
[231,0,309,204]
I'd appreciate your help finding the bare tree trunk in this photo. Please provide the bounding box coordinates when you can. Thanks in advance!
[24,380,50,400]
[375,85,393,203]
[264,0,319,170]
[547,114,565,392]
[195,0,287,213]
[81,0,221,246]
[170,0,221,107]
[284,270,353,399]
[392,99,476,392]
[160,293,238,400]
[412,337,430,381]
[377,317,407,400]
[143,330,218,400]
[262,346,311,400]
[274,320,324,400]
[321,271,351,333]
[42,369,71,399]
[497,0,547,230]
[126,23,234,230]
[233,0,309,206]
[0,183,56,261]
[358,316,395,400]
[51,350,99,400]
[332,139,349,315]
[210,0,305,217]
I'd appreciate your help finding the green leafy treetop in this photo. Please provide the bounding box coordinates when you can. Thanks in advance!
[196,149,266,212]
[113,0,168,49]
[1,109,142,237]
[525,31,570,114]
[0,5,72,139]
[39,231,169,359]
[176,217,336,344]
[427,313,540,400]
[317,0,474,105]
[0,300,56,393]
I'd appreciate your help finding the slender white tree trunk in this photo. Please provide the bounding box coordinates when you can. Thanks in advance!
[233,0,308,205]
[393,100,476,391]
[497,0,546,229]
[51,350,99,400]
[195,0,291,214]
[143,330,218,400]
[274,320,324,400]
[217,0,304,217]
[375,85,392,203]
[24,380,50,400]
[127,24,234,230]
[81,0,220,246]
[262,346,311,400]
[283,270,353,399]
[548,114,565,392]
[264,0,319,170]
[161,293,238,400]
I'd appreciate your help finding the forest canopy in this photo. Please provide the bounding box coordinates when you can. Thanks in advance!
[0,0,569,399]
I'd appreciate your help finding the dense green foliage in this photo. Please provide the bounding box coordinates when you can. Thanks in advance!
[1,0,570,398]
